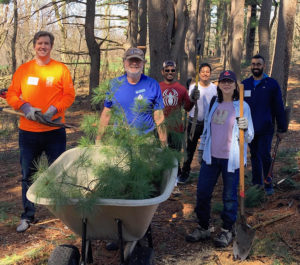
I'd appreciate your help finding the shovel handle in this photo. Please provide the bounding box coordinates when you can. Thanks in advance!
[239,84,245,213]
[2,108,25,117]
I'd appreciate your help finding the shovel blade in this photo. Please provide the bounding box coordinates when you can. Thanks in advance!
[233,222,255,260]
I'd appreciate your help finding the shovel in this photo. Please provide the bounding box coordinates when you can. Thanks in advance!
[233,84,255,260]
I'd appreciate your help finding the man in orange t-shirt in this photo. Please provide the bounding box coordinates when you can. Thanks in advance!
[6,31,75,232]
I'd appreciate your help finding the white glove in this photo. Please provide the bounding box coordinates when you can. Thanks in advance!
[190,88,200,102]
[44,105,57,121]
[20,103,41,121]
[237,117,248,130]
[198,150,203,164]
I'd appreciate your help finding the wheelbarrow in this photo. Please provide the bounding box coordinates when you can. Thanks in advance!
[27,147,178,265]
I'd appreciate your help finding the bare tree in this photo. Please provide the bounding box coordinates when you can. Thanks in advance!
[271,0,297,104]
[148,0,171,81]
[230,0,245,81]
[186,0,200,79]
[128,0,138,47]
[137,0,147,50]
[258,0,272,72]
[245,3,257,63]
[11,0,18,73]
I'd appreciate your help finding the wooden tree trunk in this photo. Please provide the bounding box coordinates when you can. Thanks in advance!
[128,0,138,47]
[215,0,223,57]
[85,0,100,99]
[137,0,147,51]
[171,0,188,86]
[148,0,170,81]
[205,1,211,57]
[258,0,272,73]
[245,4,257,63]
[197,0,206,57]
[230,0,244,81]
[11,0,18,73]
[220,1,228,68]
[271,0,297,104]
[186,0,199,79]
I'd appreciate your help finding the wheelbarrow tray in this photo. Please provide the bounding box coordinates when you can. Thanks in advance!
[27,147,177,242]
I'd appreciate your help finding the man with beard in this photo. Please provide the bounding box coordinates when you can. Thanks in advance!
[242,54,287,195]
[159,60,199,178]
[96,47,167,145]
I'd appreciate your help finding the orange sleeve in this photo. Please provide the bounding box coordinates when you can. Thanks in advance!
[6,65,27,110]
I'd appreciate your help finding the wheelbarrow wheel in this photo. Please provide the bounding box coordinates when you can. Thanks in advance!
[48,244,80,265]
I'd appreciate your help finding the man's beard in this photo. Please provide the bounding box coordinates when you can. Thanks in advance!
[125,66,143,79]
[251,68,263,77]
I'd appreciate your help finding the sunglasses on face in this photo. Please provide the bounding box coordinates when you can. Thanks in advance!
[164,69,176,73]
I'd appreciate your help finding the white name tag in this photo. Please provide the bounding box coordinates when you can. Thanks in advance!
[244,90,251,97]
[27,77,39,85]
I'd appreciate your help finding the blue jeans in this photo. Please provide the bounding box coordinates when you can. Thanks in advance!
[19,128,66,221]
[195,157,239,231]
[248,134,273,185]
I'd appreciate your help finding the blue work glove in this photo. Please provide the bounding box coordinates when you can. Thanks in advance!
[190,88,200,102]
[20,103,41,121]
[44,105,57,121]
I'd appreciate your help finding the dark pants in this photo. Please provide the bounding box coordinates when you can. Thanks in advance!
[181,118,204,176]
[167,131,183,175]
[248,134,273,185]
[195,158,239,231]
[19,128,66,221]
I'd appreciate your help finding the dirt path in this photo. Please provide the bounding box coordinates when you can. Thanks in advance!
[0,59,299,265]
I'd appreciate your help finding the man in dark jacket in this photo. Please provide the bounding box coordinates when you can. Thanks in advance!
[242,54,287,195]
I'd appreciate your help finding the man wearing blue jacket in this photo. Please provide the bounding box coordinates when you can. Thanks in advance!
[242,54,287,195]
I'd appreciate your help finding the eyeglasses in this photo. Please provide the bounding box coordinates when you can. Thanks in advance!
[164,69,176,73]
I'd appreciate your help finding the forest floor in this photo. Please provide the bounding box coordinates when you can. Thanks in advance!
[0,58,299,265]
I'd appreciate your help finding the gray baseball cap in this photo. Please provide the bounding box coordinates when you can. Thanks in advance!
[123,47,145,61]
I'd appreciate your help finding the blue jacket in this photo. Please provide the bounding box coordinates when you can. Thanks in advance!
[199,100,254,173]
[242,76,286,135]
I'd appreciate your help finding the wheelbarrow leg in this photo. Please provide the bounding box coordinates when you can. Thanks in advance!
[80,218,93,265]
[145,224,153,248]
[116,218,125,264]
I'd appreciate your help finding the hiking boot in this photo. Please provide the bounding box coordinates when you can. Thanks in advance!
[185,226,211,242]
[213,228,233,247]
[177,171,190,184]
[265,182,274,196]
[16,219,30,233]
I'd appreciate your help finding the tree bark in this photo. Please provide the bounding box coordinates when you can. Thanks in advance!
[258,0,272,73]
[271,0,297,104]
[11,0,18,73]
[186,0,199,79]
[85,0,100,99]
[197,0,206,57]
[245,4,256,63]
[128,0,138,47]
[137,0,147,51]
[230,0,245,82]
[215,0,223,57]
[148,0,170,81]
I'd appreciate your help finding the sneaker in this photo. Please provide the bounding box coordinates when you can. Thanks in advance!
[185,225,211,242]
[177,172,189,184]
[16,219,30,233]
[213,228,233,247]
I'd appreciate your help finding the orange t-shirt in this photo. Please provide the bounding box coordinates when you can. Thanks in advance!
[6,59,75,132]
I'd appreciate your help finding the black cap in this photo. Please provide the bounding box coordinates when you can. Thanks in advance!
[219,70,237,82]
